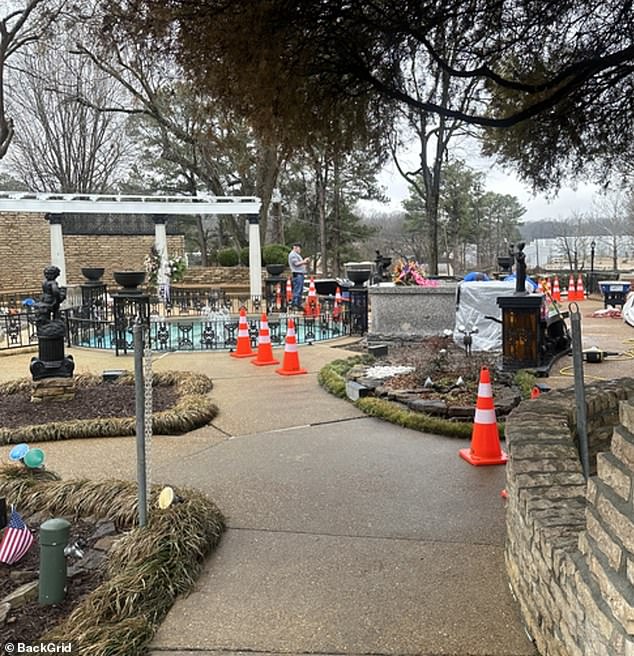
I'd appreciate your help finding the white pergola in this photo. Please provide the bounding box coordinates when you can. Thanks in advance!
[0,192,263,297]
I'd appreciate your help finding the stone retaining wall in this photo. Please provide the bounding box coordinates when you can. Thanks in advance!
[180,266,251,286]
[368,283,458,340]
[505,379,634,656]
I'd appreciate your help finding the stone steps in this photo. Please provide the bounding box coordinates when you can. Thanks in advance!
[577,406,634,643]
[619,398,634,435]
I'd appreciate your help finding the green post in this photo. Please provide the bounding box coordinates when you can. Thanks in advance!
[38,517,70,605]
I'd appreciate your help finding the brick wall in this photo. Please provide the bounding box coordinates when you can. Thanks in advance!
[64,235,184,286]
[505,379,634,656]
[0,213,49,290]
[181,266,251,286]
[0,212,184,289]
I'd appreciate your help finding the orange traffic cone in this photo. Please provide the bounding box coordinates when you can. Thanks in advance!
[230,307,254,358]
[567,274,577,301]
[333,286,342,320]
[459,367,508,466]
[304,277,320,317]
[276,318,307,376]
[530,385,541,399]
[286,277,293,306]
[552,276,561,302]
[576,273,585,300]
[252,312,280,366]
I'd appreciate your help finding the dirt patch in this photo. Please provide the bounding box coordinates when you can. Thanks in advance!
[361,337,511,386]
[0,383,178,429]
[347,337,521,415]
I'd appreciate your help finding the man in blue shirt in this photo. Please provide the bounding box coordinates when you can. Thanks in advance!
[288,242,309,309]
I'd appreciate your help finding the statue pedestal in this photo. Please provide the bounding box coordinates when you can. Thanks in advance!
[497,294,544,370]
[30,319,75,381]
[31,377,76,403]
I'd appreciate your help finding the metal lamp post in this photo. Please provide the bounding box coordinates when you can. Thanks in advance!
[271,188,283,244]
[590,240,596,295]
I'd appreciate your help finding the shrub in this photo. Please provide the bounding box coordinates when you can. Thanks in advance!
[262,243,289,266]
[217,248,240,266]
[239,246,250,265]
[514,369,537,400]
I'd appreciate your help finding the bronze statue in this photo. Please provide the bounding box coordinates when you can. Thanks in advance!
[30,264,74,380]
[514,242,527,295]
[36,265,67,323]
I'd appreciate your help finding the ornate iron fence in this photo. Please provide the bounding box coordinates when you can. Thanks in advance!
[63,311,350,353]
[0,306,352,353]
[1,310,39,349]
[0,281,360,354]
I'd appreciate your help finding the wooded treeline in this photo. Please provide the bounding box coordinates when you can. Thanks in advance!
[0,1,633,275]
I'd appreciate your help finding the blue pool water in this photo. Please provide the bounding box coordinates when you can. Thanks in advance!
[67,312,351,353]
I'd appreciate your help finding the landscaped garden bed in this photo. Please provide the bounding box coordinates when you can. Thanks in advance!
[0,371,219,444]
[320,337,534,438]
[0,465,225,654]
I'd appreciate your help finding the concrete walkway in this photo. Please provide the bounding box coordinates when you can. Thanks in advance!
[0,338,538,656]
[3,297,632,653]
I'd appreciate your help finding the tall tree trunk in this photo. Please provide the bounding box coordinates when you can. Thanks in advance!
[255,140,284,245]
[612,237,618,271]
[195,215,209,266]
[315,159,328,276]
[332,157,341,276]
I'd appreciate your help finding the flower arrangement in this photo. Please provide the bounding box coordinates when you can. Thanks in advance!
[392,258,439,287]
[144,246,187,288]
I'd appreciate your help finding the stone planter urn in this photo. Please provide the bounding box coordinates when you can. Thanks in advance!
[113,271,146,295]
[265,264,286,277]
[81,267,105,284]
[81,267,105,282]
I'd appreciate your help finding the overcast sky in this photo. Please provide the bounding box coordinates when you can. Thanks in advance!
[366,135,602,223]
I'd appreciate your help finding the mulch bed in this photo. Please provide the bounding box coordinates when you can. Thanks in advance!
[363,337,510,387]
[0,384,178,429]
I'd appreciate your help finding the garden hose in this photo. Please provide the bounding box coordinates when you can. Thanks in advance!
[557,364,607,382]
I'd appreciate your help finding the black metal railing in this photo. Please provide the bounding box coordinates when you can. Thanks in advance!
[0,310,39,349]
[63,310,351,353]
[1,281,363,354]
[0,305,353,354]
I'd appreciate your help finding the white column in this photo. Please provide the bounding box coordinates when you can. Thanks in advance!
[46,213,67,286]
[153,216,169,288]
[248,214,262,300]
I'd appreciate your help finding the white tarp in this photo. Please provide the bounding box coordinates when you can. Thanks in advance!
[454,280,519,352]
[623,292,634,327]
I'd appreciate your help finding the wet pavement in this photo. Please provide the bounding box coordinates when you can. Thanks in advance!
[1,296,632,654]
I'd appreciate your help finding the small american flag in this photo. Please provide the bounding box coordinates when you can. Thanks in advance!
[0,509,34,565]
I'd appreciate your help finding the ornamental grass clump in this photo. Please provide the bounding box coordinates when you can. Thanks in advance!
[0,465,226,655]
